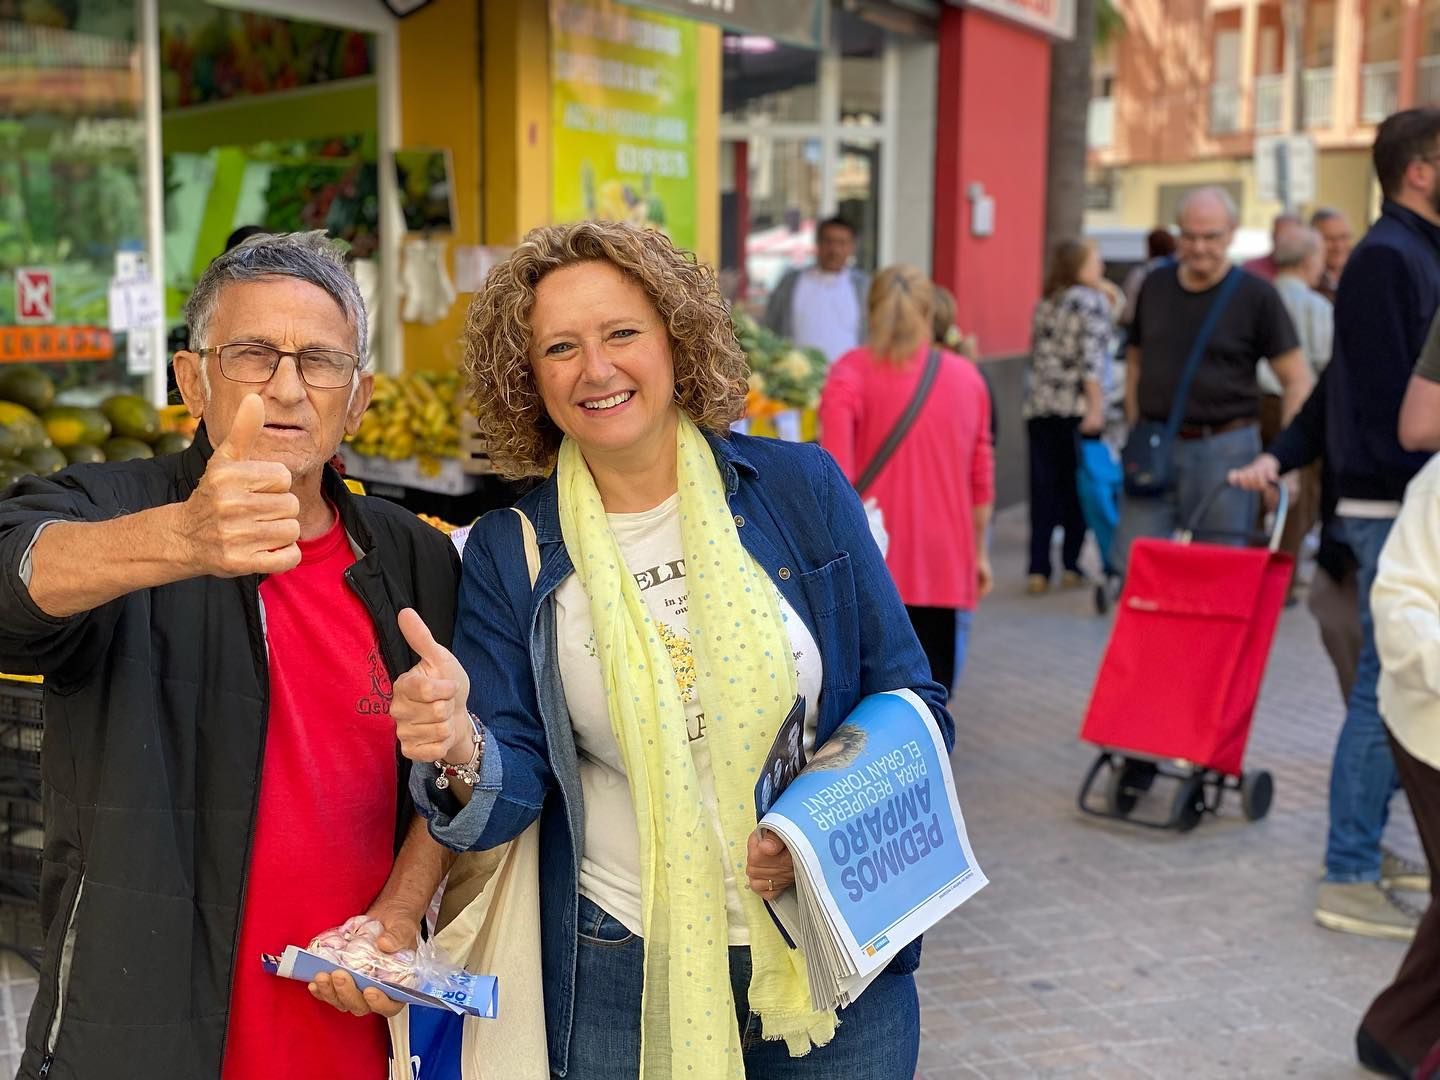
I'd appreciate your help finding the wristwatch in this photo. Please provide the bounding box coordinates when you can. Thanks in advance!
[434,713,483,790]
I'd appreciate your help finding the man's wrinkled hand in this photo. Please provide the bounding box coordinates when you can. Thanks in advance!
[1227,452,1281,493]
[307,905,418,1020]
[393,608,473,765]
[178,394,301,577]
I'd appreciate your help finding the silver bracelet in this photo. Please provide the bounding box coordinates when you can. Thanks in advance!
[434,713,483,790]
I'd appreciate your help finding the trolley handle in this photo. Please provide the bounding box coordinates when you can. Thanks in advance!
[1178,479,1289,553]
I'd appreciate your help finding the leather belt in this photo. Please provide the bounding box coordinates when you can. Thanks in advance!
[1175,417,1257,441]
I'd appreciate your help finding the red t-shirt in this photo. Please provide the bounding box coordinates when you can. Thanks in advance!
[221,516,398,1079]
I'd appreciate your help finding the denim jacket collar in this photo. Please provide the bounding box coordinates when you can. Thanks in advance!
[526,431,760,545]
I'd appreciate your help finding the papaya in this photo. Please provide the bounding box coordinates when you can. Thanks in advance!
[0,402,50,453]
[0,461,27,490]
[100,395,160,442]
[42,406,111,449]
[20,446,67,477]
[63,444,106,465]
[0,367,55,414]
[151,432,192,456]
[102,437,154,462]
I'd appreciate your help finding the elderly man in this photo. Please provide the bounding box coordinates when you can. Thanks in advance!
[1311,206,1355,302]
[1242,211,1304,282]
[763,216,871,363]
[0,232,462,1078]
[1110,186,1312,575]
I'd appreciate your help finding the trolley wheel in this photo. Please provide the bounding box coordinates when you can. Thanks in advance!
[1170,774,1206,832]
[1241,770,1274,822]
[1104,758,1158,817]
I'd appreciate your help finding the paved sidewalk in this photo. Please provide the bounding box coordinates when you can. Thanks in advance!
[914,507,1419,1078]
[0,507,1422,1078]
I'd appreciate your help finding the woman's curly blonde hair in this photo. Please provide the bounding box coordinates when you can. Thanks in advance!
[463,220,749,478]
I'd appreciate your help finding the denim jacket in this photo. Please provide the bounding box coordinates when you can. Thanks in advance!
[410,432,954,1076]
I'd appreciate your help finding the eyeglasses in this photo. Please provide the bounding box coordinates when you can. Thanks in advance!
[199,342,360,389]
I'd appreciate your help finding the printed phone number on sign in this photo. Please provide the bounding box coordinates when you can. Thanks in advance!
[616,145,689,178]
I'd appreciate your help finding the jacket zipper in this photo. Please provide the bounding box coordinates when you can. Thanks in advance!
[214,582,271,1075]
[37,870,85,1076]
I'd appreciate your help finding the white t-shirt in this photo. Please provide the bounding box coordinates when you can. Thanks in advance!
[791,268,861,363]
[555,493,822,944]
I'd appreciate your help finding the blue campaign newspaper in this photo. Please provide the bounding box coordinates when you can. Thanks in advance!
[759,689,987,1009]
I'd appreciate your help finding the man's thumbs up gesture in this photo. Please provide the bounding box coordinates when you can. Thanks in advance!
[181,394,302,577]
[392,607,474,765]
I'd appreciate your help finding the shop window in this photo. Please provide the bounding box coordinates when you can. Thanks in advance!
[157,0,381,357]
[0,5,148,401]
[719,137,822,312]
[722,35,820,124]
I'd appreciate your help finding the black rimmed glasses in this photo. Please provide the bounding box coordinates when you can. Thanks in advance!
[198,342,360,389]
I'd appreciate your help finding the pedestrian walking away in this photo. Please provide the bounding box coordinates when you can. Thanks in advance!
[1023,239,1111,594]
[822,266,995,697]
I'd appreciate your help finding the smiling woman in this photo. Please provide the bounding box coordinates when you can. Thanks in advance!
[386,219,956,1079]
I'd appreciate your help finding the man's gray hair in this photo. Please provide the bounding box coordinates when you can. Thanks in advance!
[1175,186,1240,228]
[1274,226,1321,270]
[184,231,367,362]
[1310,206,1346,227]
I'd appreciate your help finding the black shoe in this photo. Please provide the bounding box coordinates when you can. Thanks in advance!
[1357,1025,1413,1078]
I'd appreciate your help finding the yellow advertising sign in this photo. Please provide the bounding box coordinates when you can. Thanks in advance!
[550,0,698,250]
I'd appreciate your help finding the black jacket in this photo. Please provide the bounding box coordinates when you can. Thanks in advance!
[1326,200,1440,501]
[0,431,460,1079]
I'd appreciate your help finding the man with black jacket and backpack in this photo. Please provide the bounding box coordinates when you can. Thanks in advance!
[1230,111,1440,964]
[0,232,464,1078]
[1109,186,1311,578]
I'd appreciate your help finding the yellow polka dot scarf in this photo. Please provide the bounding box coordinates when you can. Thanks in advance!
[557,414,837,1078]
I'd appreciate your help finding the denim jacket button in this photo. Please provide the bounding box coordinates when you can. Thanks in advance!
[734,515,745,528]
[778,566,791,580]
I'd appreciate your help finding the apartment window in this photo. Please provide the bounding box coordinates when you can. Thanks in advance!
[1211,28,1242,135]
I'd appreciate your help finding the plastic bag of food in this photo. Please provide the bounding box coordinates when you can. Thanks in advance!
[306,916,469,998]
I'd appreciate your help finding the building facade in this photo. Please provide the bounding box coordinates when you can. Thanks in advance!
[1087,0,1440,234]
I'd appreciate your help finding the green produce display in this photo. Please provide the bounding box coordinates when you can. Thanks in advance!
[42,406,111,449]
[63,444,107,465]
[0,402,50,454]
[152,432,193,456]
[102,437,155,462]
[732,313,827,411]
[101,395,161,442]
[0,367,189,481]
[21,446,67,476]
[0,368,56,414]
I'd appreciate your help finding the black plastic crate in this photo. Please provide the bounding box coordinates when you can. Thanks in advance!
[0,897,44,970]
[0,798,43,903]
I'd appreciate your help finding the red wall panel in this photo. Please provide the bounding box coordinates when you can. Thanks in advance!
[933,7,1052,358]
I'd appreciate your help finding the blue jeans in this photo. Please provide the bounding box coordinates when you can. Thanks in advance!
[562,894,921,1079]
[954,609,973,689]
[1109,422,1262,575]
[1325,516,1403,882]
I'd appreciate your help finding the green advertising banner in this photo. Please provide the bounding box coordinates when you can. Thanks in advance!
[550,0,698,250]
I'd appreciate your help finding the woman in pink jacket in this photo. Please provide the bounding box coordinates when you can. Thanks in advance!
[820,266,995,697]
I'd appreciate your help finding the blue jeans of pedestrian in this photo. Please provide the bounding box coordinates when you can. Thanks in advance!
[1109,422,1261,576]
[562,894,921,1079]
[1325,516,1403,882]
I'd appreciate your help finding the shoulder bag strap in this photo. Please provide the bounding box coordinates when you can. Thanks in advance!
[856,347,943,496]
[1162,267,1244,442]
[511,507,540,588]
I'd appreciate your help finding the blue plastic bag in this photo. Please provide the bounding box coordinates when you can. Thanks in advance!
[393,1007,465,1080]
[1077,437,1122,576]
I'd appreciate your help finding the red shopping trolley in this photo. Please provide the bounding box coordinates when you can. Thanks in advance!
[1077,483,1292,831]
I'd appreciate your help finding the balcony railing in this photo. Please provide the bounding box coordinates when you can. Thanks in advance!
[1303,68,1333,129]
[1210,82,1241,135]
[1362,61,1400,123]
[1420,56,1440,107]
[1254,74,1284,132]
[1087,96,1115,148]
